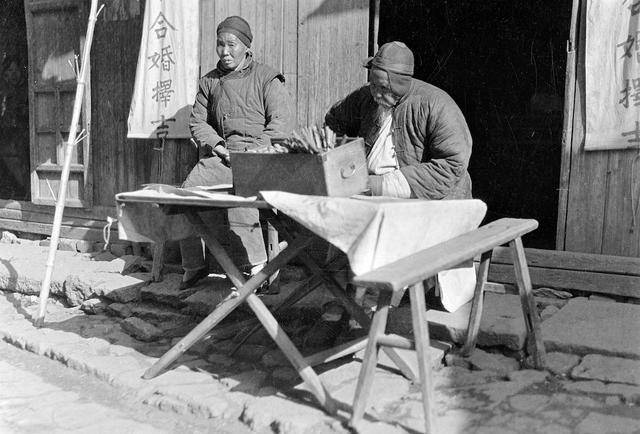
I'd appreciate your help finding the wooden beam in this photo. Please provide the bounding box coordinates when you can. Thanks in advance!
[556,0,581,250]
[491,247,640,276]
[0,217,118,242]
[563,2,609,255]
[0,198,115,221]
[0,207,109,231]
[488,264,640,299]
[368,0,380,56]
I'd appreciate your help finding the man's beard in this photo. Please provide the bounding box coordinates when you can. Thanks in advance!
[375,104,393,123]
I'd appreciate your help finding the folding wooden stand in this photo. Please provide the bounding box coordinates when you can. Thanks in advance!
[137,202,416,414]
[350,218,547,433]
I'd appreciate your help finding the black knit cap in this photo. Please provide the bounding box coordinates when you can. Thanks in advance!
[217,16,253,48]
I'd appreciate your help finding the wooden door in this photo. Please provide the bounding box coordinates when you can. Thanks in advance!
[24,0,91,207]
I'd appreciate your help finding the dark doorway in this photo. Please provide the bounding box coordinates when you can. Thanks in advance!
[0,0,30,201]
[378,0,570,248]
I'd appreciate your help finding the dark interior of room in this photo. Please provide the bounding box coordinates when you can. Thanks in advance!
[378,0,570,248]
[0,0,30,201]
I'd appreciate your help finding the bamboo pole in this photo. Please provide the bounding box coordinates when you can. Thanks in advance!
[35,0,102,327]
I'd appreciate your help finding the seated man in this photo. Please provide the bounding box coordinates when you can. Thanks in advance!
[325,41,472,200]
[180,16,294,289]
[305,41,473,348]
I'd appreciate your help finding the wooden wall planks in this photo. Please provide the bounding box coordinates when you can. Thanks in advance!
[488,263,640,298]
[560,0,640,257]
[491,246,640,277]
[49,1,369,211]
[563,1,607,255]
[297,0,369,126]
[91,10,196,207]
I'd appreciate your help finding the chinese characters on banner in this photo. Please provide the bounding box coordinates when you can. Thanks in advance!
[127,0,199,143]
[585,0,640,150]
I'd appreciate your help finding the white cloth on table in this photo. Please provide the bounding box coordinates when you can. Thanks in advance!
[260,192,487,312]
[115,185,253,244]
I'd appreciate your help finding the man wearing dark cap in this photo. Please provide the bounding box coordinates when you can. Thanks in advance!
[326,41,472,200]
[304,42,473,347]
[179,16,294,289]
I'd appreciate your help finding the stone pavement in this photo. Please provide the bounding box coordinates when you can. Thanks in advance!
[0,339,250,434]
[1,235,640,432]
[0,359,167,434]
[542,297,640,359]
[2,290,640,433]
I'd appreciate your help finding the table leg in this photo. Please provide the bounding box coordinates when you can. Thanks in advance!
[266,219,281,293]
[144,211,337,414]
[245,293,337,414]
[143,212,311,379]
[228,255,349,356]
[269,217,417,380]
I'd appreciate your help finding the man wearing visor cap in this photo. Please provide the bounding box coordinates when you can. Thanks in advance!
[326,41,472,199]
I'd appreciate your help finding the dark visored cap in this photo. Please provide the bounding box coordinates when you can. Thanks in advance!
[364,41,414,97]
[363,41,414,76]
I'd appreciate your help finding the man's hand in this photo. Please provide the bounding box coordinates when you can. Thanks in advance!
[213,142,231,167]
[368,175,384,196]
[368,171,412,198]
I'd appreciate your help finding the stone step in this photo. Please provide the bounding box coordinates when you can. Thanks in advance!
[570,354,640,386]
[140,273,198,307]
[387,293,528,350]
[542,298,640,360]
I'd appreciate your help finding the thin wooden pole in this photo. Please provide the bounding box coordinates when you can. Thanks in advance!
[35,0,102,327]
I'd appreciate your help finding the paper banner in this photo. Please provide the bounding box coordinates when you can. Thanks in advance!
[127,0,199,140]
[585,0,640,150]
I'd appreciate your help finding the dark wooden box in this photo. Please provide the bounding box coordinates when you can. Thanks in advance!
[231,138,368,197]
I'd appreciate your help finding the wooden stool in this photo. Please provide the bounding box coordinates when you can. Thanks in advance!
[350,218,547,433]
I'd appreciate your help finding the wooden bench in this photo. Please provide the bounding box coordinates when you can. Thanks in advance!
[350,218,547,433]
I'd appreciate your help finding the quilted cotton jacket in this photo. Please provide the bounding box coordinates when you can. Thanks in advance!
[325,79,472,200]
[190,58,294,153]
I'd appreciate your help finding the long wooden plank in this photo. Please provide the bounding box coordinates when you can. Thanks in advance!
[297,0,369,126]
[353,218,538,291]
[0,207,109,230]
[563,1,609,254]
[282,0,298,121]
[488,263,640,298]
[491,247,640,276]
[556,0,580,250]
[0,217,118,242]
[115,194,270,209]
[0,198,114,220]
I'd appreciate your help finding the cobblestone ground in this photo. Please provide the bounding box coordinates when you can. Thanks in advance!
[2,292,640,433]
[0,340,251,434]
[1,240,640,433]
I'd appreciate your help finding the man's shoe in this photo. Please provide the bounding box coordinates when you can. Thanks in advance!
[179,267,209,290]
